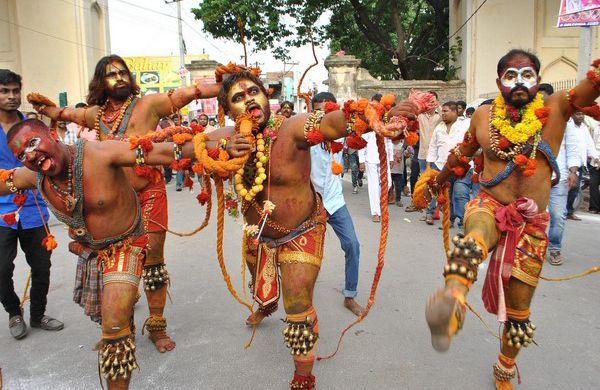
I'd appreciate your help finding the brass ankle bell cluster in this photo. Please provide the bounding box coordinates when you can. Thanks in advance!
[144,315,167,333]
[283,318,318,356]
[143,264,169,291]
[99,338,137,381]
[505,319,536,349]
[493,362,516,382]
[444,234,485,283]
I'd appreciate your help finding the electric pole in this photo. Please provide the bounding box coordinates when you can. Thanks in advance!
[577,27,592,82]
[165,0,186,87]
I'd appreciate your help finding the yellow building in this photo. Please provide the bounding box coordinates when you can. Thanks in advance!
[450,0,600,101]
[0,0,111,110]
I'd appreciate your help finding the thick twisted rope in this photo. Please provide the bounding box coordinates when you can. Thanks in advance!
[441,187,451,256]
[214,178,253,312]
[150,176,213,237]
[319,133,390,360]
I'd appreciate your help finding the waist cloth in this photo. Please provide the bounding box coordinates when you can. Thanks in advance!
[464,191,549,321]
[137,178,168,234]
[73,233,148,322]
[244,204,327,307]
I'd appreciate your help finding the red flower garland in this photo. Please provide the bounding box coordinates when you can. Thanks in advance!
[346,134,367,150]
[329,141,344,154]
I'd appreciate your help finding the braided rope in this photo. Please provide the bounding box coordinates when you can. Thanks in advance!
[214,178,253,312]
[441,186,451,256]
[319,134,390,360]
[149,176,213,237]
[540,266,600,281]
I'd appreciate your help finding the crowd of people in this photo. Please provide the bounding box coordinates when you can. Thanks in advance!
[0,46,599,390]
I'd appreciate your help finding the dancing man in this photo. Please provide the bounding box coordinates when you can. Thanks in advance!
[206,68,417,389]
[0,119,200,388]
[422,50,600,389]
[28,54,221,352]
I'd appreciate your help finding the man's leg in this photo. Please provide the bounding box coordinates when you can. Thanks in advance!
[418,159,427,174]
[588,164,600,212]
[0,226,24,337]
[547,180,569,265]
[281,262,320,389]
[366,162,381,219]
[143,230,175,352]
[175,171,184,191]
[100,282,139,390]
[327,206,364,316]
[566,166,583,218]
[452,171,472,227]
[17,225,56,326]
[426,210,500,351]
[348,153,359,191]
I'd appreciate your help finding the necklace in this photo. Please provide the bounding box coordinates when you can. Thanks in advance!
[94,94,134,140]
[48,146,77,212]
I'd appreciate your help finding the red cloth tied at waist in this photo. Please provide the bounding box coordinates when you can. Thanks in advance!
[482,197,549,321]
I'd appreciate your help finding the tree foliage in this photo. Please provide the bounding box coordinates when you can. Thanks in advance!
[192,0,453,80]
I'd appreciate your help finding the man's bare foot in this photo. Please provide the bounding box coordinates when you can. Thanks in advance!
[425,288,465,352]
[344,298,364,316]
[150,333,176,353]
[245,311,267,326]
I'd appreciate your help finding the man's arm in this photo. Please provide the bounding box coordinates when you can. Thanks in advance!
[27,93,96,128]
[96,139,195,168]
[0,168,38,195]
[551,62,600,121]
[145,82,222,120]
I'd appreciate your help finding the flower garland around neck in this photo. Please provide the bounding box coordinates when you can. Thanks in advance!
[94,94,134,140]
[0,169,57,250]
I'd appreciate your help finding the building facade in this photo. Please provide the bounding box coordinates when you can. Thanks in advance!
[450,0,600,101]
[0,0,110,110]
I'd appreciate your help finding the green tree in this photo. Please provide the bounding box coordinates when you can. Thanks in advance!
[192,0,452,80]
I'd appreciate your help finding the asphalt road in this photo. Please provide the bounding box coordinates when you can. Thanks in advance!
[1,178,599,390]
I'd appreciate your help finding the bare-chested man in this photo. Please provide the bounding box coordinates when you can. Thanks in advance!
[0,119,198,389]
[423,49,600,389]
[206,70,417,389]
[28,55,221,352]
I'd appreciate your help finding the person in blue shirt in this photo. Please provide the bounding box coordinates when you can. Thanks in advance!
[310,92,364,316]
[0,69,63,339]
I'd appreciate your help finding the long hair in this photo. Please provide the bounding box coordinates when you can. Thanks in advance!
[87,55,139,106]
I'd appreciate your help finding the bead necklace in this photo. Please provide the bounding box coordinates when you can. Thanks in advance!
[48,146,77,212]
[94,94,134,140]
[488,105,526,161]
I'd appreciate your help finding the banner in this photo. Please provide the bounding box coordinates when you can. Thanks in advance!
[557,0,600,27]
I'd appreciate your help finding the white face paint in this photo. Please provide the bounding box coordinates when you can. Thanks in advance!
[499,67,538,90]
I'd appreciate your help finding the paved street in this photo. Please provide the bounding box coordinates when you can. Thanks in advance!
[1,178,599,390]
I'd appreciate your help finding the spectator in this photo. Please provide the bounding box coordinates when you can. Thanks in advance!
[538,83,554,102]
[465,107,475,118]
[425,101,469,226]
[310,138,364,316]
[279,101,294,118]
[358,131,393,222]
[371,93,382,102]
[390,138,406,207]
[208,118,217,127]
[566,111,599,220]
[548,117,580,265]
[417,91,441,174]
[198,113,215,132]
[0,69,63,339]
[456,100,467,118]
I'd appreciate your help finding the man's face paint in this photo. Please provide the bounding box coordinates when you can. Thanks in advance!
[496,56,540,108]
[227,79,271,127]
[9,125,63,175]
[105,61,132,100]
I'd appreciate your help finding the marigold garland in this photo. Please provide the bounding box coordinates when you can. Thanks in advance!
[491,94,544,145]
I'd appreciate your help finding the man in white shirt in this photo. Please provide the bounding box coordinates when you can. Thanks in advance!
[588,116,600,213]
[425,101,470,225]
[547,117,581,265]
[566,111,599,220]
[310,93,364,316]
[358,130,393,222]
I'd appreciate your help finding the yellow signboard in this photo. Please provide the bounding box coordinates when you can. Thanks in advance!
[123,55,208,97]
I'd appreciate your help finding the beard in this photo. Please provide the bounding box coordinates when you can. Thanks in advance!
[503,85,534,108]
[107,84,132,101]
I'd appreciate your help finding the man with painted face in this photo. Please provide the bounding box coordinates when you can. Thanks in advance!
[0,69,63,340]
[0,119,199,389]
[27,54,221,353]
[207,70,418,389]
[421,49,600,389]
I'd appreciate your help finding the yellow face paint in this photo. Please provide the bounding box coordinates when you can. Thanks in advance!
[104,62,130,88]
[226,79,269,120]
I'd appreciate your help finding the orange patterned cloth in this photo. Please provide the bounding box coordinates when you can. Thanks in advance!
[245,209,327,306]
[138,178,168,233]
[464,191,549,319]
[98,234,148,287]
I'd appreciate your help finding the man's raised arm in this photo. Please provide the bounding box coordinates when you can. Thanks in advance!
[554,60,600,120]
[0,168,38,196]
[27,93,96,128]
[146,82,222,120]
